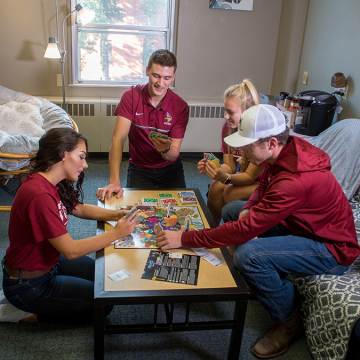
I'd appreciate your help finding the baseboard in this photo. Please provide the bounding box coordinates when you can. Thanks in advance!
[87,152,222,160]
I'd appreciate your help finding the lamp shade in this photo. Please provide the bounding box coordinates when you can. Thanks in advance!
[75,4,95,25]
[44,37,61,58]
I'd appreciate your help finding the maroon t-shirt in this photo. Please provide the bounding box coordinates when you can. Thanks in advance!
[6,173,69,271]
[114,84,189,168]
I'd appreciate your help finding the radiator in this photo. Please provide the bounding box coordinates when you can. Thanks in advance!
[43,97,225,153]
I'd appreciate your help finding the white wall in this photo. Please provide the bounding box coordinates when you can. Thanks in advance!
[295,0,360,120]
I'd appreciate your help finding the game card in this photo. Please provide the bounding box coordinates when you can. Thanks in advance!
[154,223,163,234]
[149,131,169,140]
[125,202,138,219]
[142,250,200,285]
[108,269,132,282]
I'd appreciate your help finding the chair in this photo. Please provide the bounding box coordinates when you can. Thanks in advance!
[0,85,79,211]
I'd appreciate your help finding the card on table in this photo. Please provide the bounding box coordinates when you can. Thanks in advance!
[108,269,132,282]
[160,198,178,205]
[179,196,197,204]
[158,193,175,199]
[141,198,158,206]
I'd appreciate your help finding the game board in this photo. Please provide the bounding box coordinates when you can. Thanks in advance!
[114,205,205,249]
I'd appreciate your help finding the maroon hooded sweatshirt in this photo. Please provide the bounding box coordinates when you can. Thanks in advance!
[182,136,359,265]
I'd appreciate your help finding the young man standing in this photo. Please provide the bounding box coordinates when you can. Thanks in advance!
[97,49,189,201]
[156,104,360,358]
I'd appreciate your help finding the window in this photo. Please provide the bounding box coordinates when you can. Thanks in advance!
[71,0,177,85]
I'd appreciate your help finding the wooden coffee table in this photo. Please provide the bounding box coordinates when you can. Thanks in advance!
[94,188,248,359]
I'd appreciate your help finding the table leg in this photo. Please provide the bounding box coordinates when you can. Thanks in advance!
[228,300,247,360]
[94,305,105,360]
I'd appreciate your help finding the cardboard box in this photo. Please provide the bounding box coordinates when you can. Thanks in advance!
[276,102,296,129]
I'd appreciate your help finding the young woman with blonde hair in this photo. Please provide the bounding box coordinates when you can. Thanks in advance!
[198,79,266,225]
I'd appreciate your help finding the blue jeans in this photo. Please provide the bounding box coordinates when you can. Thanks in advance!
[222,201,350,323]
[2,255,107,323]
[127,157,186,189]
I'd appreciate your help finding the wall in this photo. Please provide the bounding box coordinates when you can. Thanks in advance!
[0,0,282,103]
[295,0,360,120]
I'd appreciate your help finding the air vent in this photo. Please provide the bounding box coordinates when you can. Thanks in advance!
[189,105,225,119]
[106,104,117,116]
[57,103,95,116]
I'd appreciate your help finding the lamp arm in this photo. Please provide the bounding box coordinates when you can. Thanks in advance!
[61,10,76,60]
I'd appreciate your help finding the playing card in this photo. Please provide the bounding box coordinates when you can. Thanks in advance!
[158,193,174,199]
[203,254,225,267]
[141,198,158,206]
[154,223,163,234]
[180,196,197,204]
[125,202,138,219]
[108,269,132,282]
[160,198,178,205]
[149,131,169,140]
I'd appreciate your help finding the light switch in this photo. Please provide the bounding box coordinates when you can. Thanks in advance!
[302,71,309,85]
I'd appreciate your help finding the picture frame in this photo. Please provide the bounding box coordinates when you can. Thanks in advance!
[209,0,253,11]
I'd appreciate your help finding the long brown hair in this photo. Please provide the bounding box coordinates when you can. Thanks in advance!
[224,79,260,172]
[19,128,88,213]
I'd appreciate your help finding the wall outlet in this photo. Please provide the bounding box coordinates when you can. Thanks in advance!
[302,71,309,85]
[342,85,349,99]
[57,74,62,87]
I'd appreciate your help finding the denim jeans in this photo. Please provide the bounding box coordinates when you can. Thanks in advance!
[222,200,350,323]
[2,254,106,323]
[127,157,186,189]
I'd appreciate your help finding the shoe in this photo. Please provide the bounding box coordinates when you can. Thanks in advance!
[252,311,304,359]
[0,290,34,322]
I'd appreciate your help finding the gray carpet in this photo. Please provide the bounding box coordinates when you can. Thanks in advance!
[0,156,311,360]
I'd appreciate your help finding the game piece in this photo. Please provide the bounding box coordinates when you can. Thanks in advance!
[167,202,170,217]
[125,202,138,218]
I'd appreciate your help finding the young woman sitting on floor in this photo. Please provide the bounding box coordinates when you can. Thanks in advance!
[1,128,138,323]
[198,79,266,225]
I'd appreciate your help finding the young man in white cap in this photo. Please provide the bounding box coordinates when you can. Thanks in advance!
[156,104,359,358]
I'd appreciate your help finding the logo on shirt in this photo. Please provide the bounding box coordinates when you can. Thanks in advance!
[58,201,68,226]
[164,112,172,125]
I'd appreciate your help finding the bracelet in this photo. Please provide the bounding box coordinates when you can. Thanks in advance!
[161,146,171,154]
[222,173,231,185]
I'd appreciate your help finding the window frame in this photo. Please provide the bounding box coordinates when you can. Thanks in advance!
[70,0,178,87]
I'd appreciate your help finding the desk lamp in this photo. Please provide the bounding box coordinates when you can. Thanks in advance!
[44,0,94,111]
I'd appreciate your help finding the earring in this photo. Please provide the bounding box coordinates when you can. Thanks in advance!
[62,158,65,161]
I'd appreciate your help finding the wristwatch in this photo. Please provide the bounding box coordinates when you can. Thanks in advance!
[161,146,171,154]
[222,173,231,185]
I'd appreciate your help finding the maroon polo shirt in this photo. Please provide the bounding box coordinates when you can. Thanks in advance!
[114,84,189,169]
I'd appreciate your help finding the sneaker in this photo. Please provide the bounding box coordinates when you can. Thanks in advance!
[0,290,34,322]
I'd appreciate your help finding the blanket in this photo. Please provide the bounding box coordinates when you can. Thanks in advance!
[289,203,360,360]
[0,98,45,147]
[307,119,360,200]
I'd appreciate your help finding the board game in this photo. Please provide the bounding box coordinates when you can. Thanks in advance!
[113,205,205,249]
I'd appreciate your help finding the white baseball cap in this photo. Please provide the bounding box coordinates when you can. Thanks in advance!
[224,104,286,148]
